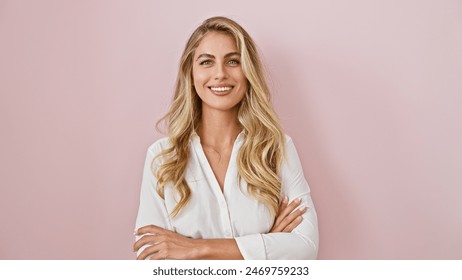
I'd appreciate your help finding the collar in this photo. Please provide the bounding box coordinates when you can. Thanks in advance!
[191,130,245,143]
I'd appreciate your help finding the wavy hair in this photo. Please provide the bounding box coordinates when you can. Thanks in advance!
[154,16,285,217]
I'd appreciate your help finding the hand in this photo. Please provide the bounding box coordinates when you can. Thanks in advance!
[270,197,307,233]
[133,225,201,260]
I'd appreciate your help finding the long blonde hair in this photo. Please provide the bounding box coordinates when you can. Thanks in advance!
[154,16,285,217]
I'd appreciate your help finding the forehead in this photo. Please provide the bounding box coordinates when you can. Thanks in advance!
[194,32,238,57]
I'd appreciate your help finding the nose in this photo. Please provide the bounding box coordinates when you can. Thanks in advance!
[214,62,228,80]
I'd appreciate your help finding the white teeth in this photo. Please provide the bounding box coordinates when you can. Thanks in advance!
[210,86,233,92]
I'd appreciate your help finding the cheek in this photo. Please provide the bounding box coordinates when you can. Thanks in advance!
[239,84,248,100]
[192,68,208,87]
[237,74,248,94]
[234,69,247,86]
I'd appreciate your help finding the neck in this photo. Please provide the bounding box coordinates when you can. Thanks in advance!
[197,107,241,148]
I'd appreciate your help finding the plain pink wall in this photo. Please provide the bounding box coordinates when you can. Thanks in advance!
[1,0,461,259]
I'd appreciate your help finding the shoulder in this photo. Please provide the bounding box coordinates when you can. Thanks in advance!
[280,134,305,179]
[146,137,172,156]
[283,134,296,149]
[283,134,293,144]
[281,134,301,161]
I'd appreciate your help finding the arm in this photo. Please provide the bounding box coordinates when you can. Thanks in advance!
[271,196,307,233]
[134,138,316,260]
[134,145,174,259]
[234,137,319,259]
[135,144,244,260]
[134,225,243,260]
[133,198,305,260]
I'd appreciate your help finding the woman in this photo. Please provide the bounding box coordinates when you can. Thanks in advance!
[133,16,318,260]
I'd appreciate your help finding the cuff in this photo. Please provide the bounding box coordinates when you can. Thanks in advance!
[234,234,266,260]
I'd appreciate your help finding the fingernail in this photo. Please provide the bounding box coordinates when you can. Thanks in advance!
[133,230,137,235]
[299,205,307,212]
[297,216,302,221]
[296,198,301,203]
[283,196,288,203]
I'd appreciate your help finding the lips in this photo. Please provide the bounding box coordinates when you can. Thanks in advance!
[208,85,234,95]
[210,86,233,92]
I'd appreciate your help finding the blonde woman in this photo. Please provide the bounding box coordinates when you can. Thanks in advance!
[133,16,318,260]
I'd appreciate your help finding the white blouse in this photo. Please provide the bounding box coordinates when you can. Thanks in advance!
[135,133,319,259]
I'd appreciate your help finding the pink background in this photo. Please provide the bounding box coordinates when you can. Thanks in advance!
[1,0,461,259]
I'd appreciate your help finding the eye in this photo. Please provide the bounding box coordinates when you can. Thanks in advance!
[228,59,240,65]
[199,60,213,66]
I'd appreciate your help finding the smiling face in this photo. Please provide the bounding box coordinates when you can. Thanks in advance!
[192,32,247,113]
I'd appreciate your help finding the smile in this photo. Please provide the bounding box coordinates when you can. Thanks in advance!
[209,86,234,92]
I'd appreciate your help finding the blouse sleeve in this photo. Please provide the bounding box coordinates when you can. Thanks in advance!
[134,144,173,257]
[234,136,319,259]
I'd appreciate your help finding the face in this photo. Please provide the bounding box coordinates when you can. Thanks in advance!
[192,32,247,113]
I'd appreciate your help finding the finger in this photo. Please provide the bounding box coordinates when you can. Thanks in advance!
[135,225,166,236]
[282,216,303,232]
[277,196,289,215]
[281,198,302,218]
[136,245,153,260]
[276,205,307,231]
[133,234,164,252]
[270,222,283,233]
[273,197,289,227]
[273,198,301,229]
[137,243,164,260]
[275,198,302,226]
[133,234,152,252]
[136,236,170,260]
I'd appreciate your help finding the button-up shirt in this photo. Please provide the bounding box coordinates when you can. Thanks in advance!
[135,133,319,259]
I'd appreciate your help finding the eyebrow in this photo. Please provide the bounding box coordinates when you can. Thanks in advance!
[196,52,241,61]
